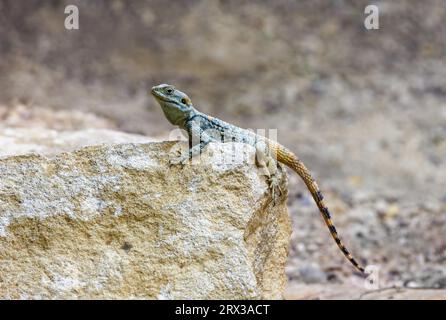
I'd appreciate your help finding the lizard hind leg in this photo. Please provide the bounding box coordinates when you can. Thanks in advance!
[255,142,282,205]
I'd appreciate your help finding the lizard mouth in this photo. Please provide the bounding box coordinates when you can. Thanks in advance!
[154,95,176,105]
[151,90,182,107]
[151,89,170,102]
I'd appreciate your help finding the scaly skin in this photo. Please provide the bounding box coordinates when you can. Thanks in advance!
[151,83,365,274]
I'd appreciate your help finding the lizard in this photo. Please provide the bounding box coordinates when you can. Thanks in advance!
[150,83,366,274]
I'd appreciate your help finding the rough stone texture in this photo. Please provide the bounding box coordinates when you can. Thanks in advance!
[0,127,153,158]
[0,137,290,299]
[0,104,116,131]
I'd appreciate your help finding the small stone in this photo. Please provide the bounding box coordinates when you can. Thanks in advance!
[386,204,400,218]
[348,175,363,187]
[299,264,328,284]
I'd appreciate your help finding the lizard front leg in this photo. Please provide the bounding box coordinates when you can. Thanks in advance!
[169,140,211,166]
[169,122,214,166]
[255,141,282,205]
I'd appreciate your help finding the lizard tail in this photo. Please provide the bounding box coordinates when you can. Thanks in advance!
[274,143,365,274]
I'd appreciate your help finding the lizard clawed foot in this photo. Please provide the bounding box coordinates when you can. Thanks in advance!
[267,174,282,206]
[255,143,282,205]
[169,149,189,167]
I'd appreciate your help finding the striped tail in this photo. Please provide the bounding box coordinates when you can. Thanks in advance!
[274,143,365,274]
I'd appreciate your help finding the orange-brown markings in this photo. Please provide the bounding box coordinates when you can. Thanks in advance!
[270,142,365,274]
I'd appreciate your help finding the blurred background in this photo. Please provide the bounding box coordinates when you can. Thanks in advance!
[0,0,445,298]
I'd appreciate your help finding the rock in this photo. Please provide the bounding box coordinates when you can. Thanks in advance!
[0,136,291,299]
[359,287,446,300]
[298,264,328,284]
[0,104,116,131]
[284,284,363,300]
[0,127,154,158]
[284,284,446,300]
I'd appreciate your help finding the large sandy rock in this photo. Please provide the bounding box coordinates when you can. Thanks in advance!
[0,131,291,299]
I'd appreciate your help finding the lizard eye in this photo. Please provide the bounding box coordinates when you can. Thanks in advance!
[166,88,173,94]
[181,98,187,104]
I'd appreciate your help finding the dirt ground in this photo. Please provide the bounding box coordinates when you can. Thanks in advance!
[0,0,445,299]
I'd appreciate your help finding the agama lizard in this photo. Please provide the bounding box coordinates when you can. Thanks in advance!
[151,83,365,274]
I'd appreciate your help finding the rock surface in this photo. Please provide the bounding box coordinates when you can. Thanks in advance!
[0,127,153,158]
[0,134,290,299]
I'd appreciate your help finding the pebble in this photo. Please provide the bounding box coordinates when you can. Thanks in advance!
[299,264,328,284]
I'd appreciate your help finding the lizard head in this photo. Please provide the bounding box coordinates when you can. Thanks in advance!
[151,84,194,125]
